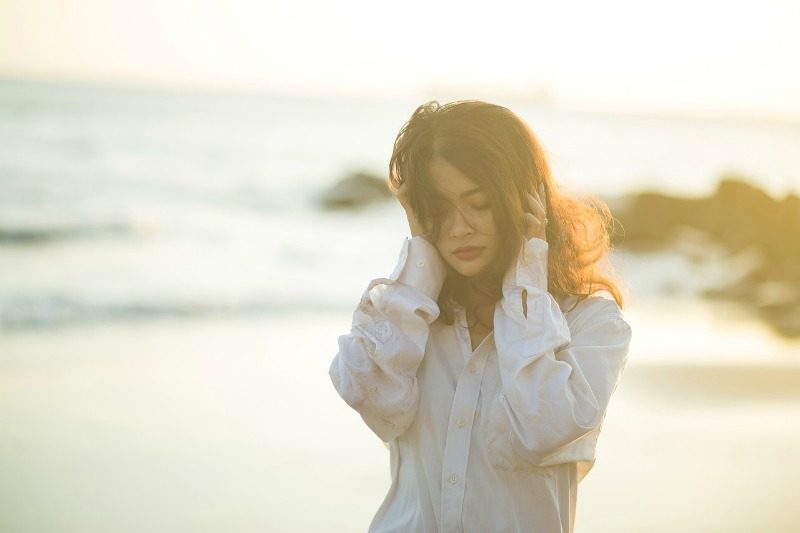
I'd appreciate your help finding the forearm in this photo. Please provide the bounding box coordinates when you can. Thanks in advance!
[328,236,446,442]
[488,236,632,465]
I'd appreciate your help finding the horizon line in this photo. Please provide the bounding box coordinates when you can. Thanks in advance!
[1,72,799,126]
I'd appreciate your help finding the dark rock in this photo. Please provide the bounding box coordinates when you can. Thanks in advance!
[318,170,393,210]
[611,172,800,339]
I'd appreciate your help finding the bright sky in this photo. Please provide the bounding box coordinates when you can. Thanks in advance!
[1,0,798,118]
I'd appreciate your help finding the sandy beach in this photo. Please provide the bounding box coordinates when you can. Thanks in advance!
[1,298,799,532]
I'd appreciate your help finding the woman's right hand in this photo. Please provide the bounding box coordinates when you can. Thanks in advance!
[394,180,431,242]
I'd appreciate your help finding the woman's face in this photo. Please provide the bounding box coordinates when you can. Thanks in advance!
[427,157,499,277]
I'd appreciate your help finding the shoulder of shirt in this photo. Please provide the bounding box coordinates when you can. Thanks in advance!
[557,289,624,325]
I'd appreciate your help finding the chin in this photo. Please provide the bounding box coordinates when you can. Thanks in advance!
[450,262,488,278]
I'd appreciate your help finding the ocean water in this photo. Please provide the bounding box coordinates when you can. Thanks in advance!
[1,77,799,333]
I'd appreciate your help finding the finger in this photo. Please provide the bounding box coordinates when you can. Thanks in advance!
[522,213,544,239]
[523,212,542,232]
[537,186,548,217]
[396,182,410,200]
[527,191,546,217]
[529,189,544,206]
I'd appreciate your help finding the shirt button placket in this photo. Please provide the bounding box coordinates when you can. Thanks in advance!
[441,351,486,530]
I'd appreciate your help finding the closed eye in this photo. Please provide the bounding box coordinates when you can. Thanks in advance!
[432,200,490,215]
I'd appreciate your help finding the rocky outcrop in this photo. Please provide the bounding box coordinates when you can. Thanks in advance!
[318,170,392,209]
[611,173,800,338]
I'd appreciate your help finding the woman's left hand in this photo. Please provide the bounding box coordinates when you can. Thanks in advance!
[523,182,548,241]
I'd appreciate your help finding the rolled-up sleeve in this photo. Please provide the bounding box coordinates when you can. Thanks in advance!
[328,236,447,443]
[488,237,632,467]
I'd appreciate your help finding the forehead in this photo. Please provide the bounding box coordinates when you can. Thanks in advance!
[427,157,483,198]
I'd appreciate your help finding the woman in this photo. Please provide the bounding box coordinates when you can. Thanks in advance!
[328,100,632,532]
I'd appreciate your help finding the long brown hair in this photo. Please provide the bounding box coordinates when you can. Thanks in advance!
[387,100,628,328]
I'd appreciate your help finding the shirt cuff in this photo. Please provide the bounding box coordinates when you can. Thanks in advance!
[388,236,447,301]
[503,236,549,293]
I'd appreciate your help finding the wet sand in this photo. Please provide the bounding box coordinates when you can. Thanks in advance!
[577,361,800,532]
[1,310,799,532]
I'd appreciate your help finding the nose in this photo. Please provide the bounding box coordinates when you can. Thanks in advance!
[447,205,474,238]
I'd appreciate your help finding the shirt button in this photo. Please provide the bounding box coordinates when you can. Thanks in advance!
[449,473,459,484]
[416,260,425,267]
[456,418,466,428]
[468,364,476,373]
[368,385,378,393]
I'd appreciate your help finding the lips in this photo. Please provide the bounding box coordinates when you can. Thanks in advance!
[453,246,485,260]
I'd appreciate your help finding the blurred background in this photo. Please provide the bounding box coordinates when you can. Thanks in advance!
[1,1,799,531]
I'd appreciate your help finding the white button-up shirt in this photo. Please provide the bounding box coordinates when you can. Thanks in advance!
[329,235,633,533]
